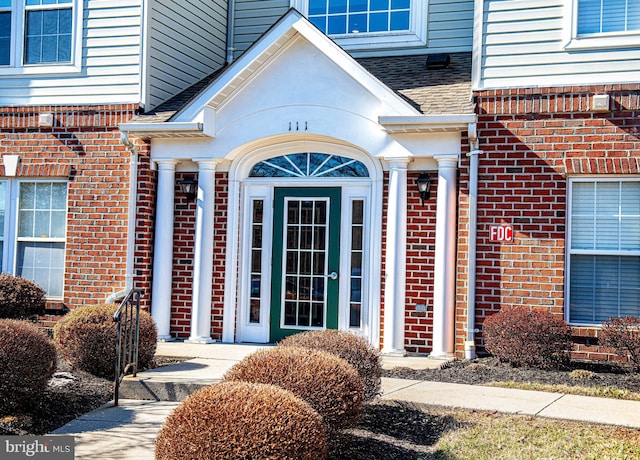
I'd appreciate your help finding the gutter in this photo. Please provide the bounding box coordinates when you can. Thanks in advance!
[226,0,236,63]
[465,123,482,360]
[106,132,139,303]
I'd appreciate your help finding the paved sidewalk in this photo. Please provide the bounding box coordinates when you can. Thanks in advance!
[51,342,640,460]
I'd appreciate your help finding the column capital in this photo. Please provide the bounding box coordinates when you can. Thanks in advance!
[433,153,459,168]
[384,156,412,169]
[193,158,222,171]
[154,159,179,170]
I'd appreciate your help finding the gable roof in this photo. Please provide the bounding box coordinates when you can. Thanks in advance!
[124,10,474,134]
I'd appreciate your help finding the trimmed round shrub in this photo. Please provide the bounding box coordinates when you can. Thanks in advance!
[279,329,382,400]
[0,319,56,414]
[0,273,46,319]
[53,304,157,379]
[224,346,364,430]
[483,307,573,369]
[156,381,327,460]
[599,316,640,371]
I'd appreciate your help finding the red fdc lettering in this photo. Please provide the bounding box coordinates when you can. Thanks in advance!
[490,225,513,242]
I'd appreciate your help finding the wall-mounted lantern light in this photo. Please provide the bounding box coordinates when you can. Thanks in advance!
[180,177,197,201]
[415,173,431,205]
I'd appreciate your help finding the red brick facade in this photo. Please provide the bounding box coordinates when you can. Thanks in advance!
[169,172,228,340]
[0,105,150,328]
[459,84,640,360]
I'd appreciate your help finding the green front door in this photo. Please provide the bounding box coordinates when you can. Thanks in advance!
[270,187,341,342]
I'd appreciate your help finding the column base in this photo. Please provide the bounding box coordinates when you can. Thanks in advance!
[185,337,215,344]
[157,335,175,342]
[428,351,455,360]
[381,348,407,357]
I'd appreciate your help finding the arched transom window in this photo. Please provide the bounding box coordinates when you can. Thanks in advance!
[249,153,369,178]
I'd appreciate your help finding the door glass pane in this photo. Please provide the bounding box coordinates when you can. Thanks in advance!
[282,197,330,329]
[249,200,264,324]
[349,199,365,328]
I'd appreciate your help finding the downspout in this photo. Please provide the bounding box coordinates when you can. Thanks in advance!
[106,131,138,303]
[226,0,236,63]
[465,123,481,359]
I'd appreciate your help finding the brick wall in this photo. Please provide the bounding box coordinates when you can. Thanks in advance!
[169,171,227,340]
[467,84,640,360]
[0,104,142,316]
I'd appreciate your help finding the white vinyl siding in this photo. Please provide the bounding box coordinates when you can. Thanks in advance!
[567,179,640,324]
[426,0,473,51]
[475,0,640,89]
[146,0,227,109]
[232,0,289,58]
[0,0,142,106]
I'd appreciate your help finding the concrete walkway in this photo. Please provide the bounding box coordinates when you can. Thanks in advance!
[52,342,640,460]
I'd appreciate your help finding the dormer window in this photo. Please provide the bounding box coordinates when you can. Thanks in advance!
[292,0,427,52]
[0,0,81,74]
[308,0,410,35]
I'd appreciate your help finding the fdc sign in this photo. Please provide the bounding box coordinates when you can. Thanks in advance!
[489,225,513,242]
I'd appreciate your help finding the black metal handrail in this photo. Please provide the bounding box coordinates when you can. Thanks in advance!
[113,288,143,406]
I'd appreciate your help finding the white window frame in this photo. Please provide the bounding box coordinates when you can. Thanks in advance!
[563,0,640,50]
[0,178,68,299]
[0,0,82,75]
[291,0,427,52]
[566,176,640,325]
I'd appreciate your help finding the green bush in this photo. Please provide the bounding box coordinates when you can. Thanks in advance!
[156,381,327,460]
[0,273,46,319]
[53,304,157,379]
[599,316,640,371]
[224,346,364,430]
[0,319,56,414]
[483,307,573,369]
[279,329,382,400]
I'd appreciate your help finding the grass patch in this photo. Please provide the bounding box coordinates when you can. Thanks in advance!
[433,407,640,460]
[485,381,640,401]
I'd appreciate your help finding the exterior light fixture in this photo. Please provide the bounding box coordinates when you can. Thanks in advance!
[180,177,197,201]
[415,173,431,205]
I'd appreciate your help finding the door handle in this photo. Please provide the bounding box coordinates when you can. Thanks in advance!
[326,272,338,280]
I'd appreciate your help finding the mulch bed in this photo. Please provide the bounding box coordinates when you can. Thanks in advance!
[1,355,638,459]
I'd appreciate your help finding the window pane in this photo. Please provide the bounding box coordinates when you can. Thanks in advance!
[349,0,367,12]
[309,0,327,15]
[390,10,409,30]
[16,242,65,297]
[328,0,347,14]
[370,12,388,32]
[0,181,5,238]
[602,0,626,33]
[0,12,10,66]
[371,0,388,10]
[24,7,72,64]
[348,13,366,33]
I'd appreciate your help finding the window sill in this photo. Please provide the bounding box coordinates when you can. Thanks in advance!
[0,63,82,76]
[564,33,640,51]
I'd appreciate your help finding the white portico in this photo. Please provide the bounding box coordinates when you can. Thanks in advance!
[121,10,475,356]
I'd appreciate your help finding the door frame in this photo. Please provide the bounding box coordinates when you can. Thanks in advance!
[227,141,383,346]
[270,187,342,342]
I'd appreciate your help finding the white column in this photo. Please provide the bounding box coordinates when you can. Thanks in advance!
[151,160,177,341]
[187,159,218,343]
[382,159,409,356]
[431,154,459,358]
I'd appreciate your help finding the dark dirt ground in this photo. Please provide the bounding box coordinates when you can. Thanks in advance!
[1,355,638,459]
